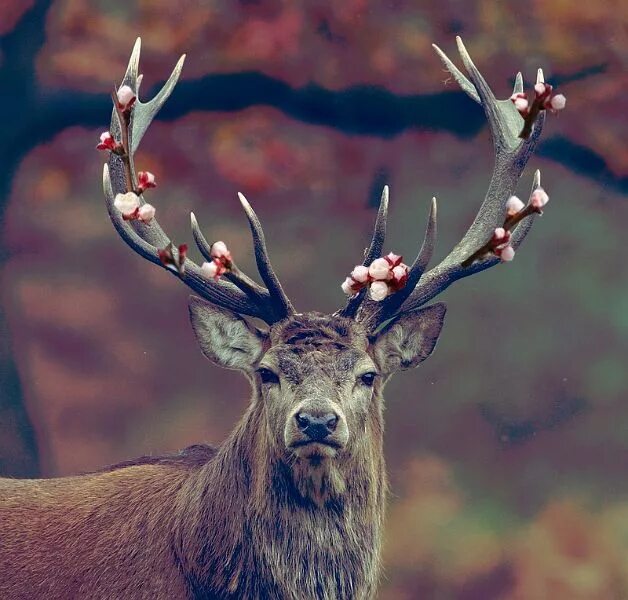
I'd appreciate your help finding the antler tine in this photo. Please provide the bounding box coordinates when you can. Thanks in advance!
[355,196,437,330]
[364,185,389,265]
[337,186,389,319]
[394,38,549,315]
[237,193,295,320]
[104,38,286,324]
[400,169,541,313]
[103,166,273,319]
[190,212,271,301]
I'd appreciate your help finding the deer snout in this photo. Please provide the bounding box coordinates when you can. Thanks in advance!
[286,402,349,455]
[295,411,338,441]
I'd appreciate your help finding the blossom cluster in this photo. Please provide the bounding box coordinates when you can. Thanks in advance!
[511,82,566,116]
[491,188,550,262]
[342,253,409,301]
[201,241,233,280]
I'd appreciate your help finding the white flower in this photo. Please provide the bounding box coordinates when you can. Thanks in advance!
[138,203,155,222]
[493,227,507,241]
[505,196,525,216]
[114,192,140,216]
[391,264,408,282]
[210,241,229,259]
[530,188,549,209]
[500,246,515,262]
[116,85,135,107]
[341,277,356,296]
[550,94,566,111]
[385,252,402,266]
[534,82,547,96]
[369,281,390,301]
[369,257,391,281]
[514,97,528,112]
[350,265,369,283]
[201,261,219,279]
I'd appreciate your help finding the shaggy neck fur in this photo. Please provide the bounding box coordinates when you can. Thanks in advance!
[174,393,387,600]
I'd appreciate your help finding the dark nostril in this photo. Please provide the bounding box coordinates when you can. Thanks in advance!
[295,411,340,440]
[325,413,338,431]
[295,412,310,430]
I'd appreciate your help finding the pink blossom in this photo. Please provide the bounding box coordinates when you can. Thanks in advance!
[384,252,403,268]
[530,188,549,210]
[506,196,525,216]
[534,82,547,96]
[350,265,369,283]
[550,94,566,111]
[138,203,155,223]
[202,261,220,279]
[369,281,390,302]
[391,264,408,282]
[389,263,409,292]
[137,171,157,192]
[493,227,507,242]
[499,245,515,262]
[210,241,231,261]
[114,192,140,217]
[116,85,136,109]
[341,277,356,296]
[510,93,529,115]
[514,97,529,112]
[369,257,392,281]
[96,131,117,151]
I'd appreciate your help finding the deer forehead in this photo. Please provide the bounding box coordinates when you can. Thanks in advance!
[269,313,369,349]
[268,347,372,387]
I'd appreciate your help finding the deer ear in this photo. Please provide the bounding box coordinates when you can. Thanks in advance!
[188,296,267,371]
[372,303,446,375]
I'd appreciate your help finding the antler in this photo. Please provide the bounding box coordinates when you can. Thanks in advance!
[343,37,552,331]
[102,38,294,324]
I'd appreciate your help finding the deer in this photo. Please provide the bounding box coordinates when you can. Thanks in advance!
[0,37,563,599]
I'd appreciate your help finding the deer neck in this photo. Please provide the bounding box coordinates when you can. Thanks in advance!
[175,398,387,599]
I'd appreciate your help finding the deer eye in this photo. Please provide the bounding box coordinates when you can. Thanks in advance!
[257,367,279,385]
[359,372,378,387]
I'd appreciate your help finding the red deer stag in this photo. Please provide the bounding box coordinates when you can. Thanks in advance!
[0,38,562,599]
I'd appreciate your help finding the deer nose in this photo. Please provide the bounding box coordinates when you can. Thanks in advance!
[295,411,338,441]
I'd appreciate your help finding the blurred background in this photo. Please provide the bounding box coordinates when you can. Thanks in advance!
[1,1,627,598]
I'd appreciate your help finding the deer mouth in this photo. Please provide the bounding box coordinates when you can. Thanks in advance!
[289,440,341,459]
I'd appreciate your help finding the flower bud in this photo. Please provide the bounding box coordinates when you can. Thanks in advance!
[369,281,390,302]
[505,195,525,216]
[384,252,402,267]
[114,192,140,216]
[116,85,135,109]
[369,257,392,281]
[499,245,515,262]
[350,265,369,283]
[138,203,155,223]
[210,241,230,260]
[201,261,219,279]
[530,188,549,210]
[550,94,566,111]
[493,227,507,241]
[341,277,356,296]
[96,131,117,151]
[534,82,547,96]
[391,264,408,282]
[137,171,157,192]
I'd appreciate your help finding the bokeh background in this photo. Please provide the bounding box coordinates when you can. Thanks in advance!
[1,1,627,598]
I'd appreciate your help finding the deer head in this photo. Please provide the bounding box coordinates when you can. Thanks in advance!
[101,37,558,504]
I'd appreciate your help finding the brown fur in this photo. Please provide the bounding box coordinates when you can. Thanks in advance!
[0,307,445,598]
